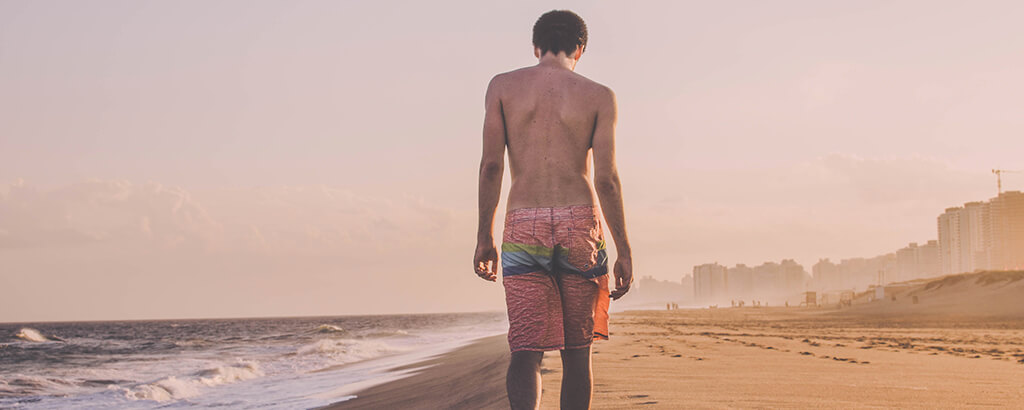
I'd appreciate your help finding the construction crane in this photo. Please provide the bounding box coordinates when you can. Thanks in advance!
[992,169,1021,195]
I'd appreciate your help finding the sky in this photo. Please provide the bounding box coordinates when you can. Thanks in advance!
[1,0,1022,322]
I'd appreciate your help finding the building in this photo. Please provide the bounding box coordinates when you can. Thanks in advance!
[938,207,962,275]
[812,258,840,291]
[895,242,919,282]
[893,240,941,282]
[988,191,1024,270]
[779,259,808,294]
[938,192,1024,274]
[917,240,941,278]
[693,263,728,303]
[961,201,989,272]
[727,264,755,300]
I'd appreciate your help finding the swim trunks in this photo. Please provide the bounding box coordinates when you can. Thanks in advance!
[501,205,611,352]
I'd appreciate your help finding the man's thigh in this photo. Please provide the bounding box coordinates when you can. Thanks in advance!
[555,273,599,350]
[503,271,566,351]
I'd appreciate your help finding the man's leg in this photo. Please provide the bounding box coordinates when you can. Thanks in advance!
[507,350,544,410]
[559,346,593,410]
[553,270,600,410]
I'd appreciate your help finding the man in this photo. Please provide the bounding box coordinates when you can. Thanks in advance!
[474,10,633,410]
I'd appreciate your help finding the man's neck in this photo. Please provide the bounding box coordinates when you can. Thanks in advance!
[536,53,577,71]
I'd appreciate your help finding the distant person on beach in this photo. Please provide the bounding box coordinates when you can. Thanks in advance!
[474,9,633,410]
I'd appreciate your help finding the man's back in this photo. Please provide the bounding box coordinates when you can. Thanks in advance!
[491,64,613,210]
[474,10,632,409]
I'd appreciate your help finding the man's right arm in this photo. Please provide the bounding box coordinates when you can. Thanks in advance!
[474,75,507,282]
[592,87,633,299]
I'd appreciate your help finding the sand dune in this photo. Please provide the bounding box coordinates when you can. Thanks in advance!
[845,270,1024,318]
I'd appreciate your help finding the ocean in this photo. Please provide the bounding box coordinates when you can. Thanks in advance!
[0,312,508,409]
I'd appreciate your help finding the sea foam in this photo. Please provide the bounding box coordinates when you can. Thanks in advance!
[15,328,50,343]
[123,361,263,402]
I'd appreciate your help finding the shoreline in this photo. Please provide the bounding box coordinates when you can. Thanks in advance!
[323,334,510,409]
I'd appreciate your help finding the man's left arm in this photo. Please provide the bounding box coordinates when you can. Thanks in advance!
[474,76,507,282]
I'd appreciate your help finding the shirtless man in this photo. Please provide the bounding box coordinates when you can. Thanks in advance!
[474,10,633,410]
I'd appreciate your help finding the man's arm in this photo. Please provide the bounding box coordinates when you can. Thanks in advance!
[474,76,507,282]
[591,87,633,299]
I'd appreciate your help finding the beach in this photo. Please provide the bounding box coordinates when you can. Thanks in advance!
[331,272,1024,409]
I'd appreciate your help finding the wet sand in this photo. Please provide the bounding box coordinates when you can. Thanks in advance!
[324,334,509,410]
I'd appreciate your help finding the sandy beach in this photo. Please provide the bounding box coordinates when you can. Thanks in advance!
[330,272,1024,409]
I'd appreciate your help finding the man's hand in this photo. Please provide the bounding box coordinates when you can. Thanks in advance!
[474,242,498,282]
[610,256,633,300]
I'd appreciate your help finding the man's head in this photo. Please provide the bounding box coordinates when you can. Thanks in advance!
[532,10,588,61]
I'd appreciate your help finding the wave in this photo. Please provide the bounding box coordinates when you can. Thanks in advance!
[362,329,410,338]
[14,328,52,343]
[297,338,400,364]
[0,375,78,397]
[311,324,346,334]
[123,361,263,403]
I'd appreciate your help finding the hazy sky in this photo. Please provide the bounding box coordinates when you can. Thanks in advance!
[2,0,1022,321]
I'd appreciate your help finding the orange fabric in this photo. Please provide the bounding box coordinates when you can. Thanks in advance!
[593,274,610,340]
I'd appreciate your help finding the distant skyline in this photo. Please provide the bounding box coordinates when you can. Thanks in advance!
[2,0,1023,321]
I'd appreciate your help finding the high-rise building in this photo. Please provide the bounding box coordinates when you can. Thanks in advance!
[917,240,941,278]
[960,201,989,272]
[895,242,919,282]
[779,259,808,294]
[752,261,782,295]
[988,191,1024,270]
[693,263,727,303]
[937,193,1023,274]
[812,258,839,291]
[938,207,962,275]
[727,264,754,300]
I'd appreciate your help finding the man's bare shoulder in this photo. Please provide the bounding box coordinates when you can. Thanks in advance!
[486,67,530,90]
[489,67,613,100]
[562,70,615,105]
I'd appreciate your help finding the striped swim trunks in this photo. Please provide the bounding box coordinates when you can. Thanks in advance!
[501,205,610,352]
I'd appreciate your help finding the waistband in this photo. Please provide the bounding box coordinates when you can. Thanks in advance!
[505,204,599,222]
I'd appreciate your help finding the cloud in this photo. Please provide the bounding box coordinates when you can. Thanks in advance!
[0,179,219,250]
[0,180,464,258]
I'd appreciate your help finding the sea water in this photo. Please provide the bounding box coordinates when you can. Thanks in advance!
[0,312,507,409]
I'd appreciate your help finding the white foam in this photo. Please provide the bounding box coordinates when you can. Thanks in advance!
[197,361,263,387]
[312,324,346,334]
[15,328,49,342]
[123,361,264,403]
[297,338,401,365]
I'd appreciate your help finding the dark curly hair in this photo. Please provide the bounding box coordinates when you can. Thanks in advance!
[532,10,588,57]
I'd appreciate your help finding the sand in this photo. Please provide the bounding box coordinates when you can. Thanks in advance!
[329,272,1024,409]
[324,335,509,410]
